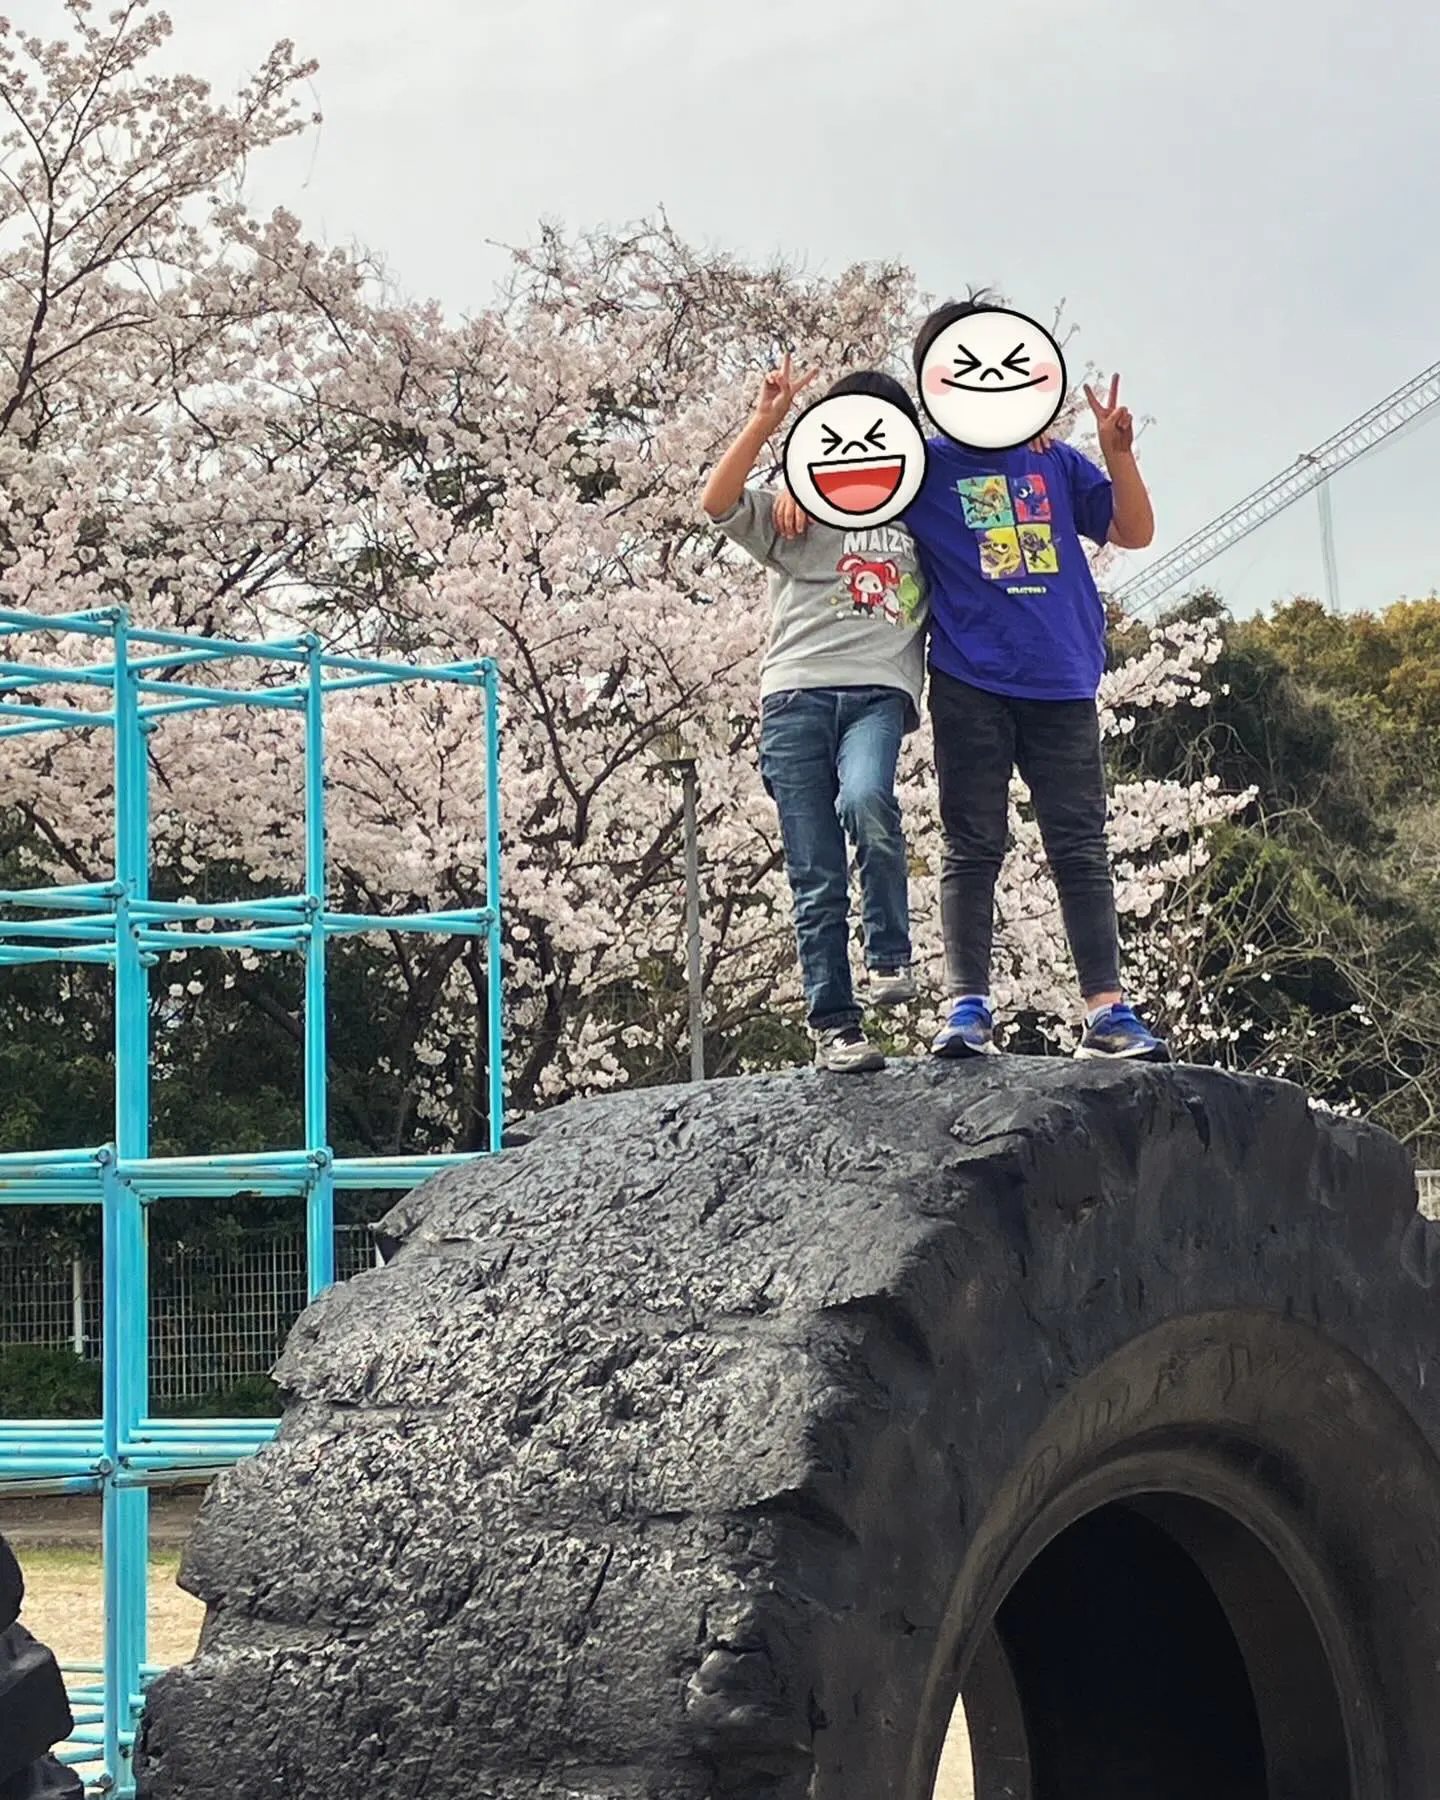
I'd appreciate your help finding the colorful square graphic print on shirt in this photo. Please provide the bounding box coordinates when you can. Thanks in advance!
[901,439,1115,702]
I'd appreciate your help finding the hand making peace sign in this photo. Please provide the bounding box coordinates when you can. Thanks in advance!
[1084,373,1134,458]
[752,353,817,434]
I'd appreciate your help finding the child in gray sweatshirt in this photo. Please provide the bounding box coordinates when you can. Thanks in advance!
[702,361,929,1072]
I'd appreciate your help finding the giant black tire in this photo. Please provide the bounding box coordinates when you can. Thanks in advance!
[135,1061,1440,1800]
[0,1535,20,1633]
[0,1535,80,1800]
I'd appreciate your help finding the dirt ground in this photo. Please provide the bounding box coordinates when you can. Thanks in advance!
[15,1545,205,1670]
[4,1495,975,1798]
[2,1491,208,1670]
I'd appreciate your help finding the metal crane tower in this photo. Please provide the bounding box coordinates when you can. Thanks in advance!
[1108,357,1440,614]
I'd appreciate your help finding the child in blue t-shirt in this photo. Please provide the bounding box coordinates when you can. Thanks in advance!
[773,299,1170,1062]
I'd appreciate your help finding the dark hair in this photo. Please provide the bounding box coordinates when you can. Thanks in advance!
[912,287,1005,381]
[821,369,921,431]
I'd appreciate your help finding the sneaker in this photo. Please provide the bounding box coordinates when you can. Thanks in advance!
[867,965,918,1006]
[813,1024,886,1073]
[930,996,999,1059]
[1074,1003,1171,1063]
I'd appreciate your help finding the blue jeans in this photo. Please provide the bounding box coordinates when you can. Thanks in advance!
[759,685,912,1032]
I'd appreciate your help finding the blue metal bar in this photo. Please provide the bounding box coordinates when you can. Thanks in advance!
[0,1440,102,1455]
[304,637,334,1300]
[0,943,116,965]
[0,716,113,741]
[123,1180,313,1202]
[119,623,311,659]
[132,1419,275,1435]
[0,1193,104,1208]
[0,699,114,726]
[316,670,481,697]
[127,640,306,675]
[0,1181,104,1200]
[0,1446,103,1461]
[131,1423,275,1442]
[117,1450,271,1471]
[0,1145,109,1165]
[54,1749,106,1770]
[0,882,117,908]
[139,691,306,720]
[30,638,308,686]
[485,663,505,1152]
[136,926,306,950]
[111,1464,259,1491]
[0,915,119,940]
[315,650,492,680]
[134,675,308,703]
[118,1149,320,1169]
[116,1154,323,1193]
[0,1416,104,1433]
[107,615,149,1799]
[0,1444,101,1459]
[331,1153,482,1189]
[129,897,309,924]
[0,1447,102,1464]
[0,605,118,635]
[320,909,493,936]
[0,658,113,686]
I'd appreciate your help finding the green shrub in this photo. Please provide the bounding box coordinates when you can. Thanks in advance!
[0,1344,102,1418]
[166,1374,284,1418]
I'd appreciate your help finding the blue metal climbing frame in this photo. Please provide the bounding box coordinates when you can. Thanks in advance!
[0,606,503,1797]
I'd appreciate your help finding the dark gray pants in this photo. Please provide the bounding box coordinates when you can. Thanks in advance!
[928,669,1121,1001]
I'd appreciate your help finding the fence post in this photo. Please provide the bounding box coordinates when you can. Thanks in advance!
[650,733,704,1083]
[71,1256,85,1358]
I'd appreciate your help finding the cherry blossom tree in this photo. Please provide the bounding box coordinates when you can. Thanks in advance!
[0,2,1251,1148]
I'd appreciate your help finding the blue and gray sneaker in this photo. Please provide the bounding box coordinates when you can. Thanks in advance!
[931,996,999,1058]
[1075,1003,1170,1062]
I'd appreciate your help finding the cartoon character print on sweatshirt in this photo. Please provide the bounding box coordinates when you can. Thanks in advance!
[828,524,923,626]
[838,553,901,618]
[959,472,1062,583]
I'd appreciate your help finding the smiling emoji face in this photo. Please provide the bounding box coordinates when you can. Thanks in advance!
[782,391,928,530]
[919,307,1066,451]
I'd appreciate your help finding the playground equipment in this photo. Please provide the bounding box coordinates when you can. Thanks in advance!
[138,1059,1440,1800]
[0,606,503,1799]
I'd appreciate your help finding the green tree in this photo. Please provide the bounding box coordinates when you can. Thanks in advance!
[1112,593,1440,1159]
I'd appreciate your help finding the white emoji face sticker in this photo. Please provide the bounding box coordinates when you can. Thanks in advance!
[918,308,1066,451]
[782,392,928,530]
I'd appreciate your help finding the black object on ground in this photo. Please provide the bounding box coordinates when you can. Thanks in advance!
[135,1060,1440,1800]
[0,1536,20,1633]
[0,1759,83,1800]
[0,1534,80,1800]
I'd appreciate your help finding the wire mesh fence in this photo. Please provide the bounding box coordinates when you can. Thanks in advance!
[0,1224,382,1408]
[0,1244,100,1361]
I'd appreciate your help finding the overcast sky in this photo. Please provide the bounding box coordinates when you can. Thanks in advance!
[106,2,1440,615]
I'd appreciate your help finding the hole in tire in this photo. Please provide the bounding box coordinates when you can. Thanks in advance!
[935,1496,1351,1800]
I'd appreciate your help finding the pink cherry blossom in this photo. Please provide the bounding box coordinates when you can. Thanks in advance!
[0,5,1252,1122]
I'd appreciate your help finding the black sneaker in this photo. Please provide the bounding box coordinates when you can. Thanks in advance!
[812,1025,886,1073]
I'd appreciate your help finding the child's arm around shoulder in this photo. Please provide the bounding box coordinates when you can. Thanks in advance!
[701,356,816,564]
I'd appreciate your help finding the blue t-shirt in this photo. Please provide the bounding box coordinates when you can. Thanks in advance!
[901,437,1115,701]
